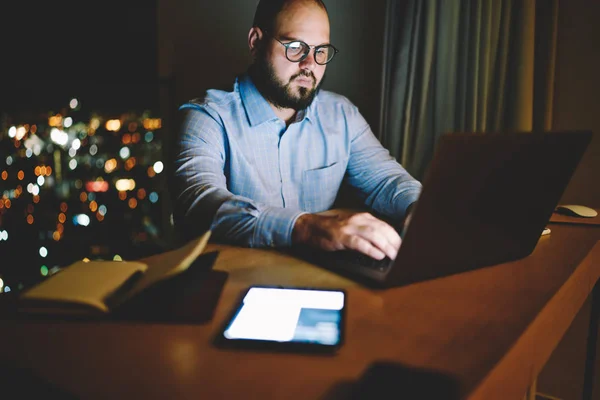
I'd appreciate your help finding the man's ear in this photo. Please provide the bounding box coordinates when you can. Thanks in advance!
[248,27,264,58]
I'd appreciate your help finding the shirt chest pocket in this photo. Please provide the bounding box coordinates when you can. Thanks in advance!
[300,160,347,212]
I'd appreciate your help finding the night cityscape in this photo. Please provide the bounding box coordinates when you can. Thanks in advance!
[0,0,165,295]
[0,102,169,294]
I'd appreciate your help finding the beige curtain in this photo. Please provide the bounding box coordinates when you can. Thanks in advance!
[379,0,559,180]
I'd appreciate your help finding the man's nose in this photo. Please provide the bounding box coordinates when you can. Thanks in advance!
[299,49,318,70]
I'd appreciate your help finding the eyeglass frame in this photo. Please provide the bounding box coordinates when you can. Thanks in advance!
[265,32,339,65]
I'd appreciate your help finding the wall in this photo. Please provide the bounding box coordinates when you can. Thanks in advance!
[553,0,600,207]
[157,0,386,134]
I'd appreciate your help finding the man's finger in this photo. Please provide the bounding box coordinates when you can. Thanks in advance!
[345,235,386,260]
[354,225,398,260]
[372,235,399,260]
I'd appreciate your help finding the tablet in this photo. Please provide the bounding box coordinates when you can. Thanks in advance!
[215,285,346,354]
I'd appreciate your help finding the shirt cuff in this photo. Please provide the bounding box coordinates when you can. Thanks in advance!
[253,208,307,248]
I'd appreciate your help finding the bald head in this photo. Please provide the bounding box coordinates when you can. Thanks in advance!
[253,0,328,34]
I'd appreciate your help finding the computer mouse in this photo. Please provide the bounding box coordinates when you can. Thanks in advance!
[555,204,598,218]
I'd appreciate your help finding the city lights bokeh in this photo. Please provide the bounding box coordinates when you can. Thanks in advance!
[0,98,168,293]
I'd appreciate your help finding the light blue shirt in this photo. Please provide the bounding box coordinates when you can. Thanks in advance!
[171,73,422,247]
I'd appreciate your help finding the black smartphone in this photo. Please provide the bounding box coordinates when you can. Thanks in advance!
[214,285,346,354]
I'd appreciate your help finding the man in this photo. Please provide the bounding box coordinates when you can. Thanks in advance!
[169,0,422,261]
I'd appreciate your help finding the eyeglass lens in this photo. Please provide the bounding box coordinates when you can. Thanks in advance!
[286,41,335,64]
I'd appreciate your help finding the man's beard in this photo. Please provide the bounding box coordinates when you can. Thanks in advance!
[250,54,323,111]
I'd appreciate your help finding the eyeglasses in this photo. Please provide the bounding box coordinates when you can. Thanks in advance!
[269,35,339,65]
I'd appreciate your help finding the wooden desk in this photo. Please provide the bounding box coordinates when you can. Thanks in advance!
[1,224,599,400]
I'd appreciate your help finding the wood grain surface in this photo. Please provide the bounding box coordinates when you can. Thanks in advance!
[0,224,599,400]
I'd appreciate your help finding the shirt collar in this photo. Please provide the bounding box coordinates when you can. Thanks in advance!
[298,97,317,124]
[238,72,318,127]
[238,73,278,127]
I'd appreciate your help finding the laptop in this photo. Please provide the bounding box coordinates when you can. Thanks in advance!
[292,130,593,289]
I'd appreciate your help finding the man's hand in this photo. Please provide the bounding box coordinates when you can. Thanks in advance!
[292,210,401,260]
